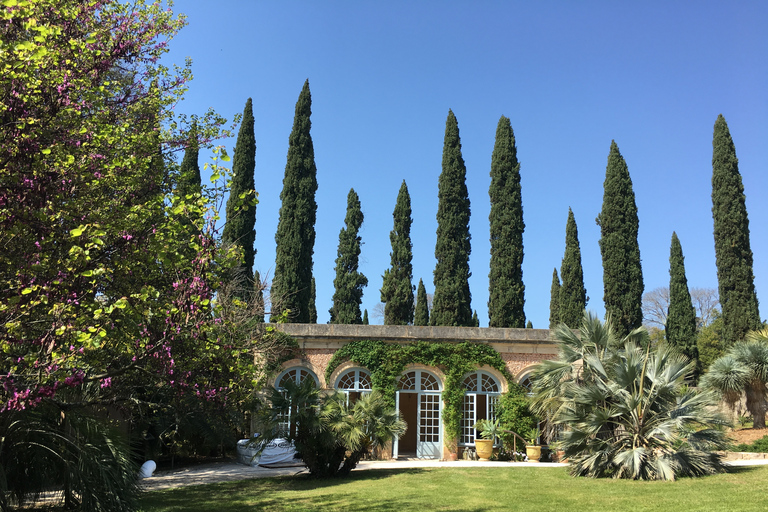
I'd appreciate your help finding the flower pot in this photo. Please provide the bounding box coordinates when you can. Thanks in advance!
[525,445,541,462]
[475,439,494,461]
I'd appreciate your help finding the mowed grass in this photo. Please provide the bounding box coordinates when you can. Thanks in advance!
[140,465,768,512]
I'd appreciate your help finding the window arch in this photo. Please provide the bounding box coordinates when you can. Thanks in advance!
[274,366,319,437]
[460,371,502,446]
[398,369,442,392]
[335,368,372,405]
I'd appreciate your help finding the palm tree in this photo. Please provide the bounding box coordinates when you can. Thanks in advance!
[702,329,768,429]
[531,313,729,480]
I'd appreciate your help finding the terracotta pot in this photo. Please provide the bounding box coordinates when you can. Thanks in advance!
[525,445,541,462]
[475,439,494,461]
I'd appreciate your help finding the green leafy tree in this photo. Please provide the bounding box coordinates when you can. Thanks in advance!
[495,384,538,451]
[414,279,429,326]
[666,232,699,375]
[597,141,644,338]
[560,208,588,328]
[698,312,725,370]
[222,98,257,302]
[532,314,728,480]
[309,277,318,324]
[488,115,525,327]
[711,115,761,345]
[271,80,318,323]
[702,330,768,428]
[431,110,472,326]
[177,120,202,202]
[381,181,414,325]
[329,189,368,324]
[549,269,561,329]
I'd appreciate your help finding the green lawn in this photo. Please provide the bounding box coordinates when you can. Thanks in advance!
[140,465,768,512]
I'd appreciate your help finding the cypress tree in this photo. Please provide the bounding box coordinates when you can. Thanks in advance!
[362,309,369,325]
[559,208,588,328]
[597,141,643,338]
[329,189,368,324]
[526,320,533,329]
[380,181,414,325]
[488,115,525,328]
[253,269,265,323]
[711,114,760,344]
[431,110,472,326]
[472,310,479,327]
[666,232,698,371]
[222,99,257,302]
[177,120,202,202]
[414,279,429,326]
[309,277,317,324]
[271,81,318,323]
[549,269,561,329]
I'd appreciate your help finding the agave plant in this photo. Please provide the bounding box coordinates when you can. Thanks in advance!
[702,330,768,428]
[531,312,729,480]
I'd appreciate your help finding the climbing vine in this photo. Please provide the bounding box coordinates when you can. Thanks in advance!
[325,339,513,450]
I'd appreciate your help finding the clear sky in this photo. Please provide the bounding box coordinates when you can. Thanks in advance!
[164,1,768,328]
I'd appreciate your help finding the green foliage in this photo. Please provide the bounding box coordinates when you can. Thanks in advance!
[732,435,768,453]
[222,98,258,302]
[325,339,511,449]
[330,189,368,324]
[549,269,561,329]
[711,114,760,345]
[309,277,318,324]
[381,181,415,325]
[177,120,203,204]
[495,384,538,450]
[666,232,699,377]
[698,312,725,369]
[559,208,587,328]
[487,116,525,328]
[271,80,318,323]
[431,110,472,326]
[362,309,369,325]
[597,141,644,338]
[267,381,405,477]
[531,313,728,480]
[702,330,768,429]
[414,278,429,326]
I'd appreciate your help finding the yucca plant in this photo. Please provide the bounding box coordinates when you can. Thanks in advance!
[531,312,729,480]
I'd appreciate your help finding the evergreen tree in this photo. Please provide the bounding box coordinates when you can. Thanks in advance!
[272,81,318,323]
[431,110,472,326]
[414,279,429,326]
[222,98,257,302]
[472,310,480,327]
[597,141,643,338]
[666,232,698,373]
[559,208,588,328]
[329,189,368,324]
[253,270,265,323]
[380,181,414,325]
[711,114,760,344]
[526,320,533,329]
[549,269,561,329]
[488,115,525,327]
[309,277,317,324]
[176,120,202,202]
[362,309,369,325]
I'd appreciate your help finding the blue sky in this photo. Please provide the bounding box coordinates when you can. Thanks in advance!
[164,1,768,328]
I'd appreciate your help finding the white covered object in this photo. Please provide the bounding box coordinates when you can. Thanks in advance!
[139,460,156,479]
[236,438,261,466]
[258,438,303,468]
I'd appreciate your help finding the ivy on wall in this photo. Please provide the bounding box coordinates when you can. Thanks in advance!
[325,339,513,450]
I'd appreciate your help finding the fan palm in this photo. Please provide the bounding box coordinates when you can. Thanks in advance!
[532,312,729,480]
[702,329,768,428]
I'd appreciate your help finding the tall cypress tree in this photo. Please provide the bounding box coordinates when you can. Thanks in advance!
[414,279,429,326]
[362,309,369,325]
[271,81,318,323]
[380,181,414,325]
[253,270,265,323]
[329,189,368,324]
[177,120,202,202]
[431,110,472,326]
[222,98,257,302]
[711,114,760,344]
[549,269,561,329]
[597,141,643,338]
[488,115,525,327]
[559,208,587,328]
[309,277,317,324]
[666,232,698,370]
[472,311,480,327]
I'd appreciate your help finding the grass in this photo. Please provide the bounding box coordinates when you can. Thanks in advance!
[140,465,768,512]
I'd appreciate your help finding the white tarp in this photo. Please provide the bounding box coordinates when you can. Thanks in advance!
[236,437,304,468]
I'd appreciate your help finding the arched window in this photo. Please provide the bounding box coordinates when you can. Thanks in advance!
[274,367,319,437]
[335,368,372,405]
[460,371,501,446]
[398,370,442,391]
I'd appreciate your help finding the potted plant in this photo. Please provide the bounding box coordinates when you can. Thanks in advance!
[525,427,541,462]
[473,419,501,461]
